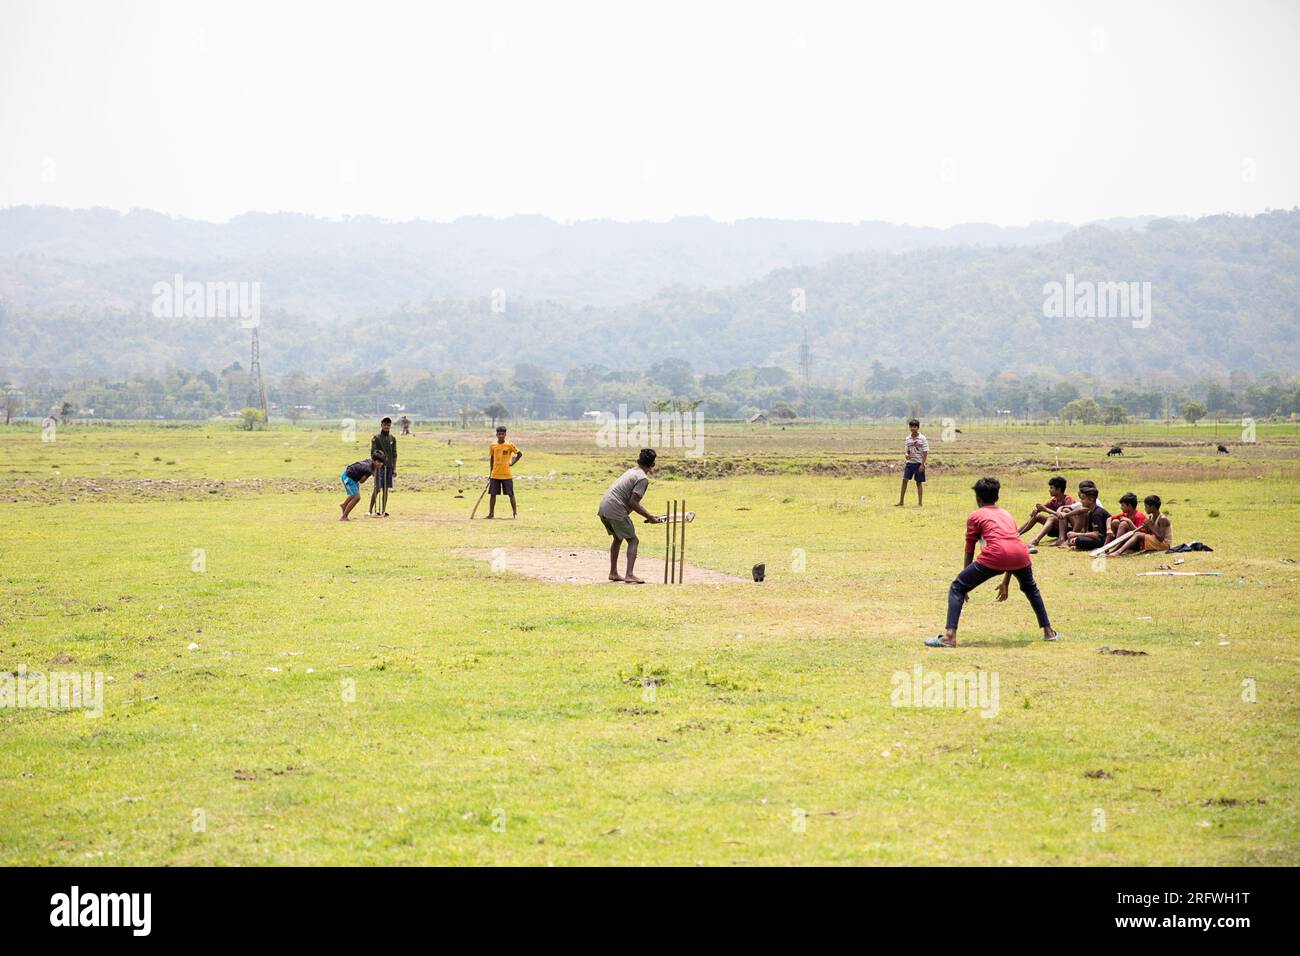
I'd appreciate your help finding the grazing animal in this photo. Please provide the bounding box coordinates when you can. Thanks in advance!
[1217,444,1230,454]
[1107,445,1123,457]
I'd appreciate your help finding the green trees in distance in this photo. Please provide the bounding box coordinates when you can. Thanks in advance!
[9,363,1300,423]
[650,398,705,414]
[1060,398,1102,424]
[1182,401,1208,426]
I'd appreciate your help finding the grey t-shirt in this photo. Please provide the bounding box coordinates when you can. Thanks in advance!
[598,467,649,520]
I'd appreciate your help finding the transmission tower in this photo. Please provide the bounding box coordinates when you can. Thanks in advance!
[799,326,813,420]
[248,326,268,414]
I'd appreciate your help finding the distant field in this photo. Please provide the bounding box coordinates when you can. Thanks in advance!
[1,419,1297,865]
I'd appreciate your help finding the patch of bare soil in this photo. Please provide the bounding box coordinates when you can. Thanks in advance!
[1059,440,1222,449]
[7,476,497,503]
[453,547,745,585]
[653,457,1063,479]
[652,458,864,479]
[398,511,474,524]
[313,509,466,525]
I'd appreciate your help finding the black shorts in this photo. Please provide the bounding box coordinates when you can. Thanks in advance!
[489,478,514,495]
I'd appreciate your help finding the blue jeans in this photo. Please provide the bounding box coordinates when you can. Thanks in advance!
[946,561,1050,631]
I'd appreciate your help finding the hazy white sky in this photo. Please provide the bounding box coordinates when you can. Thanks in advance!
[1,0,1297,226]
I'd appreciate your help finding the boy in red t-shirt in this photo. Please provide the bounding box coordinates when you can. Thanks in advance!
[1020,475,1076,545]
[1104,492,1146,544]
[926,476,1059,648]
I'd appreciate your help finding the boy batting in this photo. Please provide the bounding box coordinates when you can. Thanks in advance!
[339,452,385,521]
[598,448,663,583]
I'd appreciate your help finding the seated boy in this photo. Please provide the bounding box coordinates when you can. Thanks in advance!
[1053,479,1096,547]
[340,452,385,521]
[1021,475,1075,545]
[1103,492,1146,544]
[1117,494,1172,553]
[1062,484,1111,551]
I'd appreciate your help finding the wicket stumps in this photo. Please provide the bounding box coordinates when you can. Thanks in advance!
[664,498,685,583]
[369,464,390,516]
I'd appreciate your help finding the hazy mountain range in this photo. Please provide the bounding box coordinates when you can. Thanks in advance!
[2,206,1296,383]
[0,206,1159,313]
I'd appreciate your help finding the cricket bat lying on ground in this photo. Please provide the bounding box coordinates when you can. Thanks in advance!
[1091,528,1138,557]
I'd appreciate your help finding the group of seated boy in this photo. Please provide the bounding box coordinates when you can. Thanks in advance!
[1018,477,1172,554]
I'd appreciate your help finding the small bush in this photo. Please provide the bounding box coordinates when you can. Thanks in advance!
[239,407,268,431]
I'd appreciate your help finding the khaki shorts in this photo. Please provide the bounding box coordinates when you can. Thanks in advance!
[600,514,637,541]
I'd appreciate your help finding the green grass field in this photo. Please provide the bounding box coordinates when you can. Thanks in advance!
[2,419,1298,865]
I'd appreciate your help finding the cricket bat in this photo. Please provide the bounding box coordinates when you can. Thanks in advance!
[368,466,381,515]
[469,479,490,519]
[1091,527,1138,557]
[1137,571,1221,577]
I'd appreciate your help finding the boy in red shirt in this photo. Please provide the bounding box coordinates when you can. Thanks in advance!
[1115,494,1172,553]
[1104,492,1146,543]
[926,476,1059,647]
[1019,475,1075,545]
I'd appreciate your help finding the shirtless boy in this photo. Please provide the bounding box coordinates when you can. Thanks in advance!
[1116,494,1172,553]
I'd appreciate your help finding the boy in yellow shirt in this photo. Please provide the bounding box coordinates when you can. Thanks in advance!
[486,426,522,519]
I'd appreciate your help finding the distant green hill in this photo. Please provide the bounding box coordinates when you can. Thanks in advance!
[2,208,1295,380]
[0,206,1086,312]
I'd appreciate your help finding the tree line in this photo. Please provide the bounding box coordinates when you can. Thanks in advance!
[6,361,1298,424]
